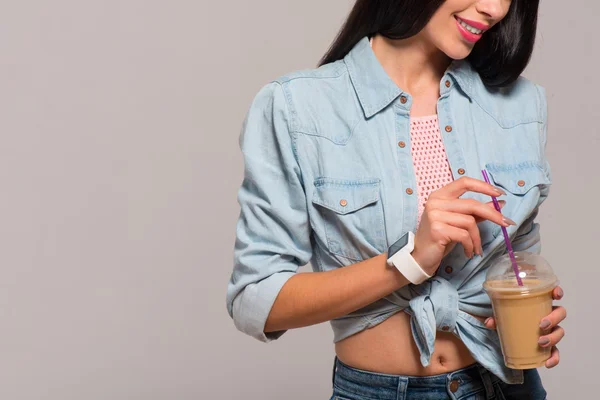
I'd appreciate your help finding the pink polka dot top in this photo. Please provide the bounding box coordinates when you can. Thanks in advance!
[410,115,454,225]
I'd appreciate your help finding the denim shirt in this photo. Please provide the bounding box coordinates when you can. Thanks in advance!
[226,37,552,384]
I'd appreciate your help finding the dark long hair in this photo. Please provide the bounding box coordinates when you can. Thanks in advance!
[320,0,539,87]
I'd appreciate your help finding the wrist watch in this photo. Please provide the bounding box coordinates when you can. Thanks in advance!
[386,231,431,285]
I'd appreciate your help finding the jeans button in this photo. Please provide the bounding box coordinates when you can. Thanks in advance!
[449,379,460,393]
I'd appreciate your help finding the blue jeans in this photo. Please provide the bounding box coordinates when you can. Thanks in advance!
[331,358,547,400]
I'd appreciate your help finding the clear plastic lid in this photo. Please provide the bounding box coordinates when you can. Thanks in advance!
[484,251,558,293]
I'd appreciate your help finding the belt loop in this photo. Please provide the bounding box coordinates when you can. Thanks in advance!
[478,365,495,399]
[332,357,338,388]
[396,376,408,400]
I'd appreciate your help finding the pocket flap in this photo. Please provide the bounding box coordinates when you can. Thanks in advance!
[312,178,381,215]
[485,161,551,195]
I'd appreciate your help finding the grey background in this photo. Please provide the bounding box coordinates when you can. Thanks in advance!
[0,1,595,399]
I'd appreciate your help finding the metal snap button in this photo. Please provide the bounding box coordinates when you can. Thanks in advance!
[340,199,348,207]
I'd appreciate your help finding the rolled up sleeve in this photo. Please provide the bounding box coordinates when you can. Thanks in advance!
[226,82,312,342]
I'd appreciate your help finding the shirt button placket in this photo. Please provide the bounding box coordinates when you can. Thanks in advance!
[438,90,468,193]
[395,96,418,231]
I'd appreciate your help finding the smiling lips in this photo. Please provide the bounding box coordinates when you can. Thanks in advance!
[455,16,490,43]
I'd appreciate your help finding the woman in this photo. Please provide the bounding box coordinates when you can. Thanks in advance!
[226,0,567,398]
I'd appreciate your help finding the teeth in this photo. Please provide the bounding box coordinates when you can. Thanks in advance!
[459,20,483,35]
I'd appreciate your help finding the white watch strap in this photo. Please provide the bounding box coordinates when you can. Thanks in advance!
[388,232,431,285]
[393,252,431,285]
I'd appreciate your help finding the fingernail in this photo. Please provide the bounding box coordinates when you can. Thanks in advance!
[484,318,492,325]
[538,337,551,346]
[540,320,551,329]
[558,288,564,298]
[502,218,517,226]
[494,187,506,196]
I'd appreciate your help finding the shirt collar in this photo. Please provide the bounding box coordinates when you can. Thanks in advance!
[344,37,403,118]
[445,59,477,100]
[344,37,477,118]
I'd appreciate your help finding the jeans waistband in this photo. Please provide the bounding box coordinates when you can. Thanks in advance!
[332,357,499,400]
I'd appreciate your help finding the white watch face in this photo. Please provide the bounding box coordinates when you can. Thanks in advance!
[388,232,410,257]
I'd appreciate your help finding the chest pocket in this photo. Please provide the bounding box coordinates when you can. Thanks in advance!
[487,161,550,194]
[311,178,386,261]
[484,161,552,239]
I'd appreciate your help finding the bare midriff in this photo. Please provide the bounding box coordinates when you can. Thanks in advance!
[335,311,486,375]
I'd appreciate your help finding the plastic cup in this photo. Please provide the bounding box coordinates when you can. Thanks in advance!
[483,251,559,369]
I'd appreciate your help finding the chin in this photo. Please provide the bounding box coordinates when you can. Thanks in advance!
[440,43,475,61]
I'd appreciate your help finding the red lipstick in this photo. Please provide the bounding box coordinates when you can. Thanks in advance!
[456,17,490,31]
[455,16,489,44]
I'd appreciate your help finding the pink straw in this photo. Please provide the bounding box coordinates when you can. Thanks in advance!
[481,170,523,286]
